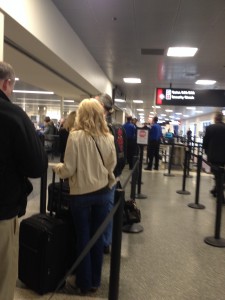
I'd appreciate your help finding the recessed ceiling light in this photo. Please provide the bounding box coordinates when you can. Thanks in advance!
[13,90,54,94]
[115,98,126,102]
[195,80,216,85]
[133,100,143,103]
[167,47,198,57]
[123,78,141,83]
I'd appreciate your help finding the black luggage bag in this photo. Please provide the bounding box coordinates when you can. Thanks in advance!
[18,172,76,295]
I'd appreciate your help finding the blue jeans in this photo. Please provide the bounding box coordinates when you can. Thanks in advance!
[103,185,116,247]
[69,189,112,292]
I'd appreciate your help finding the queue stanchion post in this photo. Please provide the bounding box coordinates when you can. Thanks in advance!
[164,143,175,177]
[136,145,147,199]
[204,167,225,247]
[123,156,144,233]
[188,154,205,209]
[186,142,193,178]
[176,148,191,195]
[108,189,124,300]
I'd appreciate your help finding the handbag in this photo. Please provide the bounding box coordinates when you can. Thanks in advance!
[124,199,141,224]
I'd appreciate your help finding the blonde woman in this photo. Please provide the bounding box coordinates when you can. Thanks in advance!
[53,98,116,295]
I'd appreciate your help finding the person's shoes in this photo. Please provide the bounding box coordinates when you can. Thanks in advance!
[90,287,98,293]
[154,167,159,170]
[144,167,152,171]
[210,189,217,197]
[104,245,110,254]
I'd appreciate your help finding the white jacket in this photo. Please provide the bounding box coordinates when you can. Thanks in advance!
[54,130,116,195]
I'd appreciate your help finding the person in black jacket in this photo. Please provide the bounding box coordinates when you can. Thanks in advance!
[203,111,225,200]
[0,61,48,300]
[96,93,127,254]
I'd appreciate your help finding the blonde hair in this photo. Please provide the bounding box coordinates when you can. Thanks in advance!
[63,111,76,131]
[75,98,109,136]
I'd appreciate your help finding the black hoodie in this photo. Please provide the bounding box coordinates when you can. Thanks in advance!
[0,90,48,220]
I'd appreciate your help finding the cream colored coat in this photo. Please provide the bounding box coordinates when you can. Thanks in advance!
[54,130,116,195]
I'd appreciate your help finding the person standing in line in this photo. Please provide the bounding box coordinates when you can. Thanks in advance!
[123,115,136,169]
[203,111,225,200]
[96,93,126,254]
[145,116,162,171]
[53,98,116,295]
[0,61,48,300]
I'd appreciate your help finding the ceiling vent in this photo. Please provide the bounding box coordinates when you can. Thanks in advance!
[141,48,164,55]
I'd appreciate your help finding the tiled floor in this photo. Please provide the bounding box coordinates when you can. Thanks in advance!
[15,157,225,300]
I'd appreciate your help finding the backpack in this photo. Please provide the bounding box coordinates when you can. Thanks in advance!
[108,123,127,177]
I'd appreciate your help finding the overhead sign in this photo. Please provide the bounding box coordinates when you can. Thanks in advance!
[155,88,225,106]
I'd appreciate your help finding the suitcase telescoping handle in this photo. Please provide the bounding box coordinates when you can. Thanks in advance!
[50,170,63,217]
[40,170,47,214]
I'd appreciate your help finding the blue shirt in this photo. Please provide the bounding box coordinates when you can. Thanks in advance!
[123,122,136,139]
[149,123,162,141]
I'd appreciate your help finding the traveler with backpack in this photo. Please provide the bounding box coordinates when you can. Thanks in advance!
[96,93,127,254]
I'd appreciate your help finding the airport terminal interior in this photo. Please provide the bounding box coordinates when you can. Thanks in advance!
[15,154,225,300]
[2,1,225,300]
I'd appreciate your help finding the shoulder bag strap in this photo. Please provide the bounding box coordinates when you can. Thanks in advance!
[91,136,104,166]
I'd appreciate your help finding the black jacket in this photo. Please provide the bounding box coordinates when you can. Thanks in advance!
[0,90,48,220]
[203,122,225,164]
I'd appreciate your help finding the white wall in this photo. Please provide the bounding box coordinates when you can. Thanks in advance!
[0,0,113,95]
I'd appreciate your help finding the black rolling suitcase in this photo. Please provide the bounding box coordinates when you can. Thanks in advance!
[19,171,75,295]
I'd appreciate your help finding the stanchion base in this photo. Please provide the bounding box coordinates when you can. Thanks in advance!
[123,223,144,233]
[164,173,175,177]
[204,236,225,247]
[188,203,205,209]
[176,190,191,195]
[136,193,147,199]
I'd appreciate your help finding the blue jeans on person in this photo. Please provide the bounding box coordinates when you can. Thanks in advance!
[69,189,112,293]
[103,185,116,248]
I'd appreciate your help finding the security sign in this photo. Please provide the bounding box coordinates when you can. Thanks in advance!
[137,129,148,145]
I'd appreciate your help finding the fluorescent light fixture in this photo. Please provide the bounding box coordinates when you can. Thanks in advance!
[133,100,143,103]
[175,112,182,115]
[195,80,216,85]
[195,110,203,113]
[183,115,189,117]
[165,109,173,112]
[152,105,161,108]
[161,114,167,116]
[137,108,144,111]
[13,90,54,94]
[167,47,198,57]
[15,77,19,81]
[123,78,141,83]
[64,100,75,103]
[186,107,195,110]
[138,113,144,115]
[115,98,126,102]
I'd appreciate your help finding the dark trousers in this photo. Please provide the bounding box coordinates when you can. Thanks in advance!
[127,139,137,170]
[147,140,160,170]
